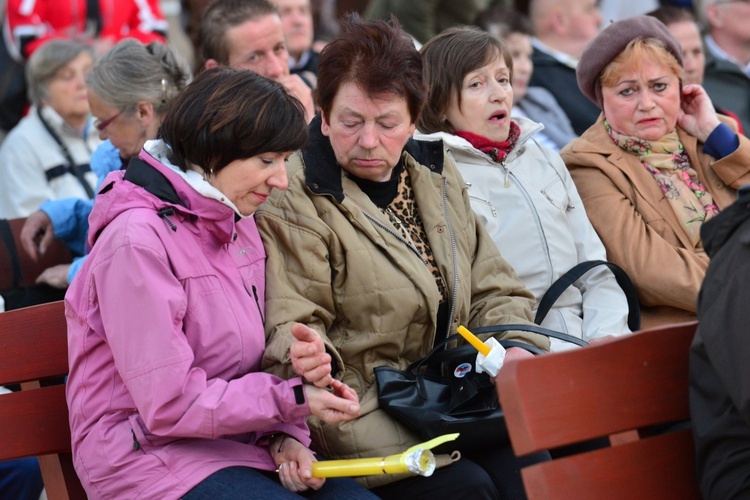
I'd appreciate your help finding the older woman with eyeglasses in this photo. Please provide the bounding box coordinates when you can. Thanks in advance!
[19,39,191,289]
[560,16,750,325]
[0,39,98,219]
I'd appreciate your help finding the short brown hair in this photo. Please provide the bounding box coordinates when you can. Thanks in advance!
[199,0,278,68]
[314,15,426,123]
[159,68,308,175]
[418,26,512,134]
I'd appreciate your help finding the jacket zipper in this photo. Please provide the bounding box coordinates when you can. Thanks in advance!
[251,285,265,323]
[360,208,428,266]
[442,177,459,342]
[468,195,498,217]
[501,160,510,188]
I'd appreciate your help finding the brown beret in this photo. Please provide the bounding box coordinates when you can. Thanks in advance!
[576,15,683,109]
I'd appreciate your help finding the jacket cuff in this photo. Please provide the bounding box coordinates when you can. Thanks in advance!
[704,122,739,159]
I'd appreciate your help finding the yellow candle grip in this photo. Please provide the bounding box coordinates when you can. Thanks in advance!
[311,433,460,478]
[312,454,414,478]
[457,325,491,356]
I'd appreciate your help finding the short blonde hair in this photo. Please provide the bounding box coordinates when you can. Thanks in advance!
[600,37,683,89]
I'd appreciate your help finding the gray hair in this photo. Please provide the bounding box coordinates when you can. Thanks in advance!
[695,0,718,28]
[86,39,192,115]
[26,39,95,107]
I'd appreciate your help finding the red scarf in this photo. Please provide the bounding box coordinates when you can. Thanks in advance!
[454,121,521,163]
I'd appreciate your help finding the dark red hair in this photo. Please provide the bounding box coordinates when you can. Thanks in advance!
[314,15,426,123]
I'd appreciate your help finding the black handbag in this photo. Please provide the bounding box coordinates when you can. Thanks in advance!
[374,260,639,451]
[374,324,587,451]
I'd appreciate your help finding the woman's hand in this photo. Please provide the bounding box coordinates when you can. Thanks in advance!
[290,323,334,387]
[20,210,54,261]
[678,84,722,143]
[304,380,361,424]
[36,264,71,289]
[271,435,325,492]
[503,346,535,364]
[279,75,315,124]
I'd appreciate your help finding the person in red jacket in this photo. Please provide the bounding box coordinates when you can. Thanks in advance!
[4,0,168,60]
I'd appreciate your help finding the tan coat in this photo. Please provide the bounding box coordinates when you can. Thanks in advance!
[561,115,750,312]
[256,119,547,487]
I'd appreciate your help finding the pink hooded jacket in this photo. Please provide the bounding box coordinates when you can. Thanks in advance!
[65,145,310,499]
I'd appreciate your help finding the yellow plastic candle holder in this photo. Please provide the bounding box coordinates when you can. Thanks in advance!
[311,433,460,478]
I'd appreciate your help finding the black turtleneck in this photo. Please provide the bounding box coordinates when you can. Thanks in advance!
[346,161,404,208]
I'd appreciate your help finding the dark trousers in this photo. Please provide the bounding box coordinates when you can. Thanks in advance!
[0,458,44,500]
[370,445,549,500]
[181,466,378,500]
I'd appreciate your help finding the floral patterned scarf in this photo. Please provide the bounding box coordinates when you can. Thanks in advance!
[454,121,521,163]
[605,120,718,246]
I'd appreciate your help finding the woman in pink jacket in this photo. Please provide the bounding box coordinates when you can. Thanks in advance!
[64,68,369,499]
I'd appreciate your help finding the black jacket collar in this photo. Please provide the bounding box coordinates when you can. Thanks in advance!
[123,157,186,207]
[302,114,445,203]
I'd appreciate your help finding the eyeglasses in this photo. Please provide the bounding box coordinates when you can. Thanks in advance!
[94,111,122,132]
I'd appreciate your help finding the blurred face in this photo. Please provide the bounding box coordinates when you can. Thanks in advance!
[667,20,704,86]
[209,152,290,216]
[321,81,416,182]
[561,0,602,57]
[88,92,149,158]
[43,52,93,126]
[445,57,514,142]
[225,14,290,81]
[708,0,750,46]
[601,60,681,141]
[505,33,533,102]
[272,0,314,60]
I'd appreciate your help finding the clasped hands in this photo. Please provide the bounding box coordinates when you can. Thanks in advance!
[271,324,361,492]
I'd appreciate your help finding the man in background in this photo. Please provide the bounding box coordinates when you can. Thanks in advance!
[699,0,750,134]
[271,0,319,86]
[200,0,315,121]
[528,0,602,135]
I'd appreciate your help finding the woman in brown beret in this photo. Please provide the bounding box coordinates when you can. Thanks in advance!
[560,15,750,325]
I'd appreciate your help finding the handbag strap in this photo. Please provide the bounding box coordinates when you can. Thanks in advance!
[0,218,23,289]
[534,259,641,331]
[471,323,588,347]
[409,323,587,373]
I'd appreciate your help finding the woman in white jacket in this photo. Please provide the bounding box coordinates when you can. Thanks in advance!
[417,26,632,350]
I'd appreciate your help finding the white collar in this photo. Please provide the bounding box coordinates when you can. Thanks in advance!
[705,35,750,77]
[143,139,249,218]
[532,38,579,70]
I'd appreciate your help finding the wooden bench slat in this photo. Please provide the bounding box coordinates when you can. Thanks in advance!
[497,321,701,499]
[499,322,696,454]
[0,300,86,500]
[0,385,72,460]
[0,301,68,383]
[522,429,700,500]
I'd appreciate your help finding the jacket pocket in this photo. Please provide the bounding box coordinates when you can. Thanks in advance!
[127,413,180,454]
[540,177,572,212]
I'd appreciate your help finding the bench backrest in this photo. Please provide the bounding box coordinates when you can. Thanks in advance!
[496,322,701,500]
[0,300,86,500]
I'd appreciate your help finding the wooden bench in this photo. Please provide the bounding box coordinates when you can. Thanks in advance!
[0,300,86,499]
[496,322,701,499]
